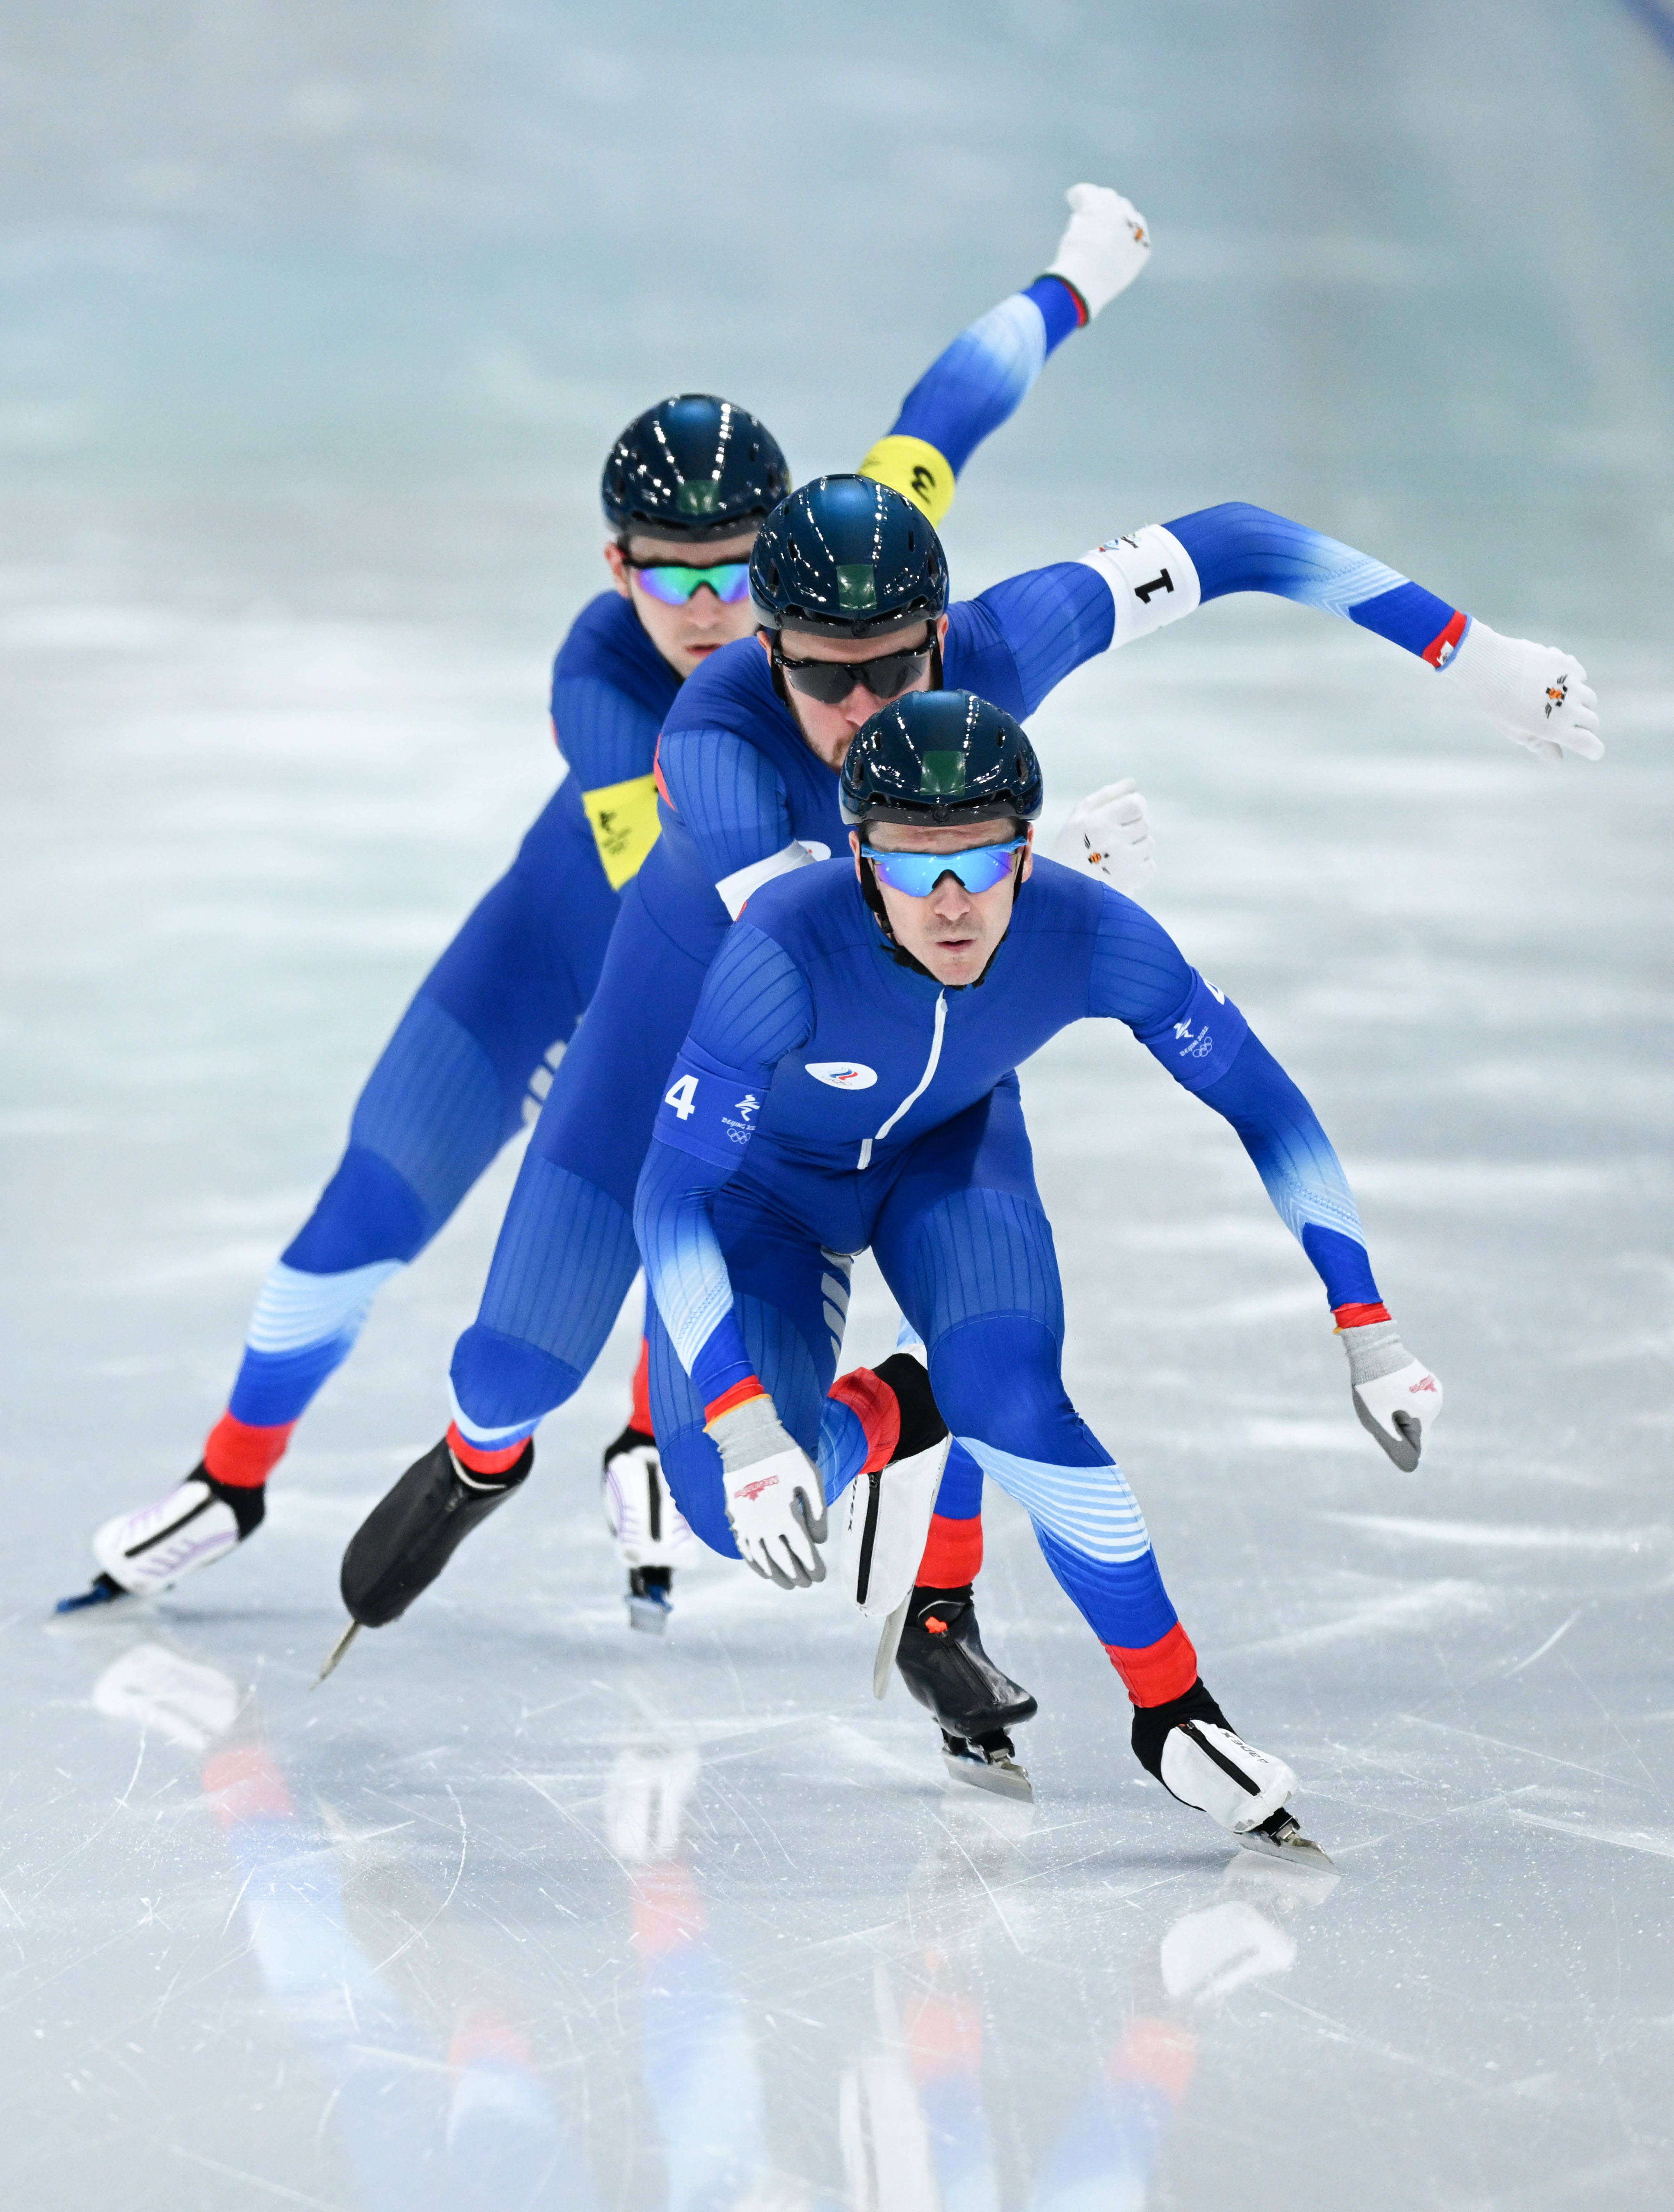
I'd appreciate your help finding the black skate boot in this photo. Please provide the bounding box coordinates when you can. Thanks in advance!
[1131,1678,1332,1868]
[896,1584,1039,1800]
[339,1436,534,1630]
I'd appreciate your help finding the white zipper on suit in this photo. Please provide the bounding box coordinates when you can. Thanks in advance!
[857,991,946,1169]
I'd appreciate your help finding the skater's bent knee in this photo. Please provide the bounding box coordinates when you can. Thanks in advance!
[930,1317,1096,1465]
[449,1326,584,1431]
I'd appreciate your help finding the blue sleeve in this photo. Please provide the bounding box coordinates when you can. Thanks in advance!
[657,726,793,883]
[550,670,663,791]
[886,276,1085,477]
[1166,502,1465,663]
[634,927,813,1405]
[1089,890,1379,1309]
[958,562,1117,717]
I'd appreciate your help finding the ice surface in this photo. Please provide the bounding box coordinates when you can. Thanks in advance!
[4,2,1674,2205]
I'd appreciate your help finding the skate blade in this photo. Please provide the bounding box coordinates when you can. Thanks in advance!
[626,1594,670,1636]
[1235,1812,1334,1871]
[313,1621,361,1687]
[942,1747,1034,1803]
[872,1594,910,1700]
[55,1574,130,1616]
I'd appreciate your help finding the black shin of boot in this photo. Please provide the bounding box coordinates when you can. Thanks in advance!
[870,1352,949,1458]
[895,1584,1039,1737]
[190,1464,267,1539]
[340,1437,534,1627]
[1129,1678,1230,1782]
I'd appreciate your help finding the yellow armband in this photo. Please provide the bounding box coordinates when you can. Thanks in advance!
[582,771,661,890]
[858,434,955,527]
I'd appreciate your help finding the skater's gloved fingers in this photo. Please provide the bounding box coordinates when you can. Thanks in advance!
[1556,715,1603,759]
[1516,734,1564,767]
[1354,1395,1422,1472]
[1046,184,1151,317]
[1351,1362,1441,1472]
[792,1482,828,1548]
[1078,776,1137,808]
[764,1529,822,1589]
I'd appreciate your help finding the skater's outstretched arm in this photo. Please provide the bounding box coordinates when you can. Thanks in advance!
[1085,884,1444,1471]
[859,184,1150,524]
[952,507,1601,761]
[632,926,831,1585]
[634,923,809,1408]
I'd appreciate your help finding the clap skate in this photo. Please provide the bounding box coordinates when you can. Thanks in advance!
[894,1584,1038,1801]
[57,1467,266,1613]
[1132,1680,1333,1869]
[601,1424,692,1634]
[318,1434,533,1678]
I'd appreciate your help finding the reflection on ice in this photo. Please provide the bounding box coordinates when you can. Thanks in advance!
[85,1628,1338,2211]
[94,1636,581,2212]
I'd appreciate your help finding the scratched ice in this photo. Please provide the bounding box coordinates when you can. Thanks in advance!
[3,2,1674,2206]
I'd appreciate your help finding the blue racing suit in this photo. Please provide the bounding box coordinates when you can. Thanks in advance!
[446,503,1462,1501]
[633,856,1382,1703]
[195,272,1096,1488]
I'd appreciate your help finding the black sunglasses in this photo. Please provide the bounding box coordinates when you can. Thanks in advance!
[770,634,935,707]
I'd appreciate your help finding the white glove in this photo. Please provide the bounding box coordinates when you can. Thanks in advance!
[706,1392,827,1588]
[1050,776,1156,896]
[1339,1319,1442,1472]
[1044,183,1151,318]
[1444,620,1601,766]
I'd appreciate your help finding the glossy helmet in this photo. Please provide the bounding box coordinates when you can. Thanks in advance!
[601,395,791,544]
[840,689,1044,830]
[749,475,948,640]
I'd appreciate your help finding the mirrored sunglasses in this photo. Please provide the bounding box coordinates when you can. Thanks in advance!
[861,838,1025,897]
[774,639,934,706]
[628,559,753,607]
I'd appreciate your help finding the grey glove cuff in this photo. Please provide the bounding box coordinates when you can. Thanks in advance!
[1339,1319,1409,1388]
[705,1392,791,1474]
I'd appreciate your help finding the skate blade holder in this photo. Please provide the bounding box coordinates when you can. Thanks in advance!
[941,1729,1033,1803]
[1236,1807,1334,1870]
[626,1589,671,1636]
[54,1573,130,1617]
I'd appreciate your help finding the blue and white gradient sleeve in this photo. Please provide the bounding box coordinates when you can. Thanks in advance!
[859,276,1085,525]
[1073,503,1468,667]
[1088,890,1379,1310]
[635,927,813,1406]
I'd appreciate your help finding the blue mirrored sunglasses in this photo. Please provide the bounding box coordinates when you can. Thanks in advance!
[627,559,752,607]
[861,838,1025,897]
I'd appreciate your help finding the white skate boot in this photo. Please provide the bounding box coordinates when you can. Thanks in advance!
[59,1468,266,1612]
[602,1426,693,1634]
[1133,1682,1332,1867]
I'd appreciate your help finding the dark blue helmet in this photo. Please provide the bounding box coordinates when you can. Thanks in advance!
[750,475,948,641]
[601,395,791,545]
[840,689,1044,829]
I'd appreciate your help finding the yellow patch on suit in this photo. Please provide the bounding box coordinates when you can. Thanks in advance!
[582,772,661,890]
[858,435,956,526]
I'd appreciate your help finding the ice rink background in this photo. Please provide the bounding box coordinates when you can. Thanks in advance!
[3,2,1673,2205]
